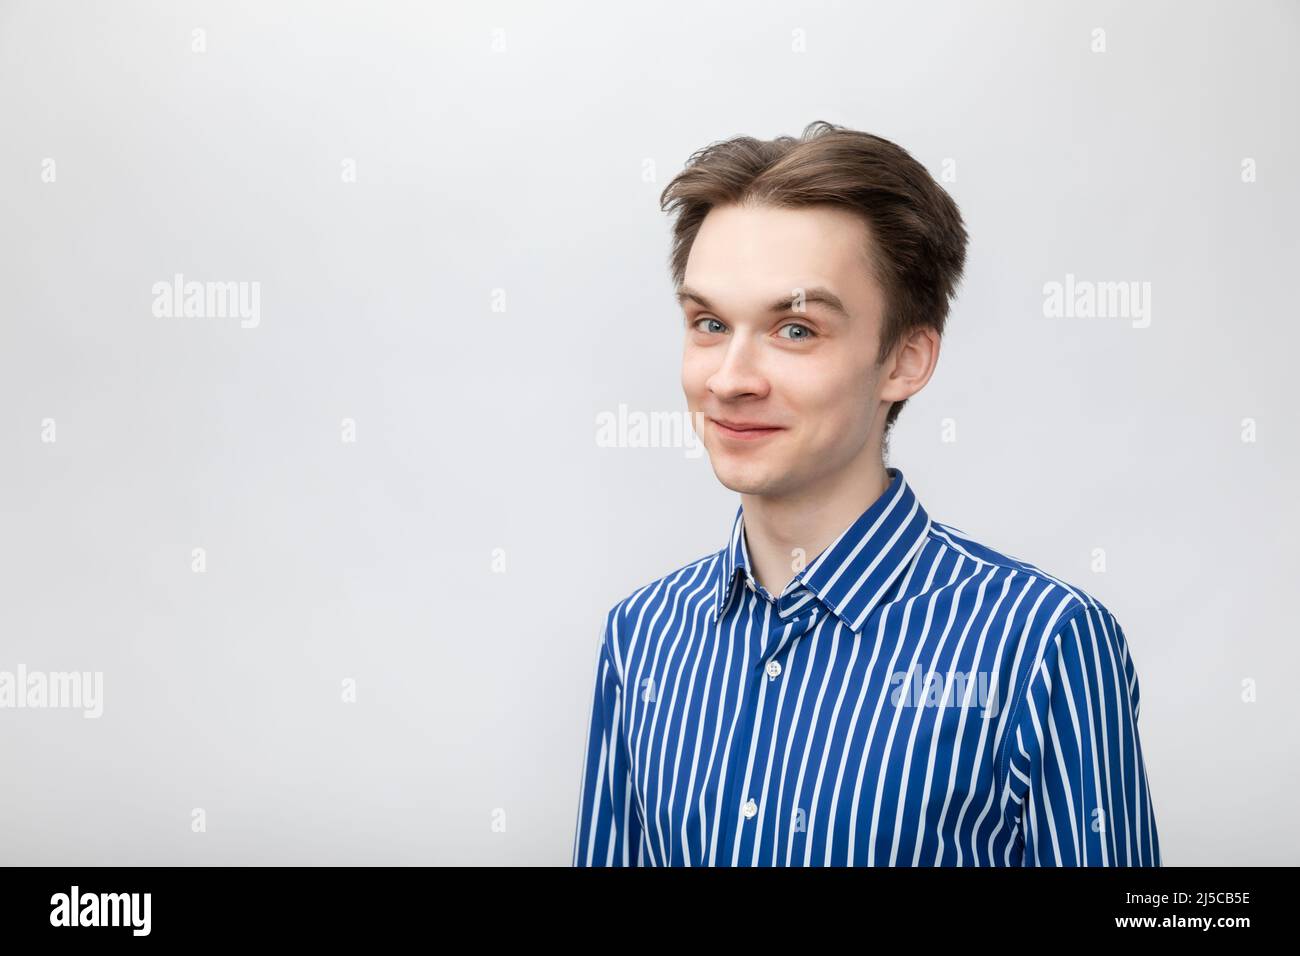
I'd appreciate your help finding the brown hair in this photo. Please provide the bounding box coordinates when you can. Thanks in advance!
[659,120,968,442]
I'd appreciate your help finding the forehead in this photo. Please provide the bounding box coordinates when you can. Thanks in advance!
[682,202,880,304]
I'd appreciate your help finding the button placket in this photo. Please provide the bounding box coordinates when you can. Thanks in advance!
[719,604,823,858]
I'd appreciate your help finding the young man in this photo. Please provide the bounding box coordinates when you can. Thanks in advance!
[572,121,1159,867]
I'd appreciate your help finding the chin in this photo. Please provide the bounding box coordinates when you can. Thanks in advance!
[709,457,785,496]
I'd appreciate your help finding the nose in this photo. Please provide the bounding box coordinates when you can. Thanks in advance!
[706,332,770,401]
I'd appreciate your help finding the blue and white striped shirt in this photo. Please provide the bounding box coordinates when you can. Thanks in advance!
[572,466,1159,866]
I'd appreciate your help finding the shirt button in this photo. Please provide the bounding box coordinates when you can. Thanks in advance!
[765,660,782,680]
[742,798,758,819]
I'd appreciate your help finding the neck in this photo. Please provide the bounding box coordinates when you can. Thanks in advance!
[741,455,891,599]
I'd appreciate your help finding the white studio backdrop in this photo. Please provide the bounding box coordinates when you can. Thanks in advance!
[0,0,1296,865]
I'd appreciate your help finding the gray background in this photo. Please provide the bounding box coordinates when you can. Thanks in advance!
[1,0,1296,865]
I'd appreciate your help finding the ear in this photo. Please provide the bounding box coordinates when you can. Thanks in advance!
[879,326,940,404]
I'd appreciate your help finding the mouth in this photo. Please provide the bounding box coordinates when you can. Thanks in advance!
[709,418,784,442]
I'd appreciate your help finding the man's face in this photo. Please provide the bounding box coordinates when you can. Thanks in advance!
[679,202,892,500]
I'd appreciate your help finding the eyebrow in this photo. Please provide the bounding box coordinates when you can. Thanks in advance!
[675,284,850,320]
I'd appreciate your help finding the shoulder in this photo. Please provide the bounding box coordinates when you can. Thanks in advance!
[935,517,1145,708]
[606,549,723,625]
[934,525,1145,778]
[600,549,724,678]
[929,518,1116,622]
[926,518,1134,679]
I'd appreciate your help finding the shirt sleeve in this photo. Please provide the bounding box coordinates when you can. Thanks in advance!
[571,612,646,866]
[1004,602,1161,866]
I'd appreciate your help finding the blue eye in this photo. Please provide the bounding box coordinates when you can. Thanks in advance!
[693,317,726,334]
[778,323,815,340]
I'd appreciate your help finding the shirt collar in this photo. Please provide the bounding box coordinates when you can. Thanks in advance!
[714,466,932,633]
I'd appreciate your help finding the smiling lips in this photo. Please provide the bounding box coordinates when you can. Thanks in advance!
[709,417,784,441]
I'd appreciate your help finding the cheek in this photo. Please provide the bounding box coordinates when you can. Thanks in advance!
[681,350,711,396]
[787,361,876,434]
[786,358,854,410]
